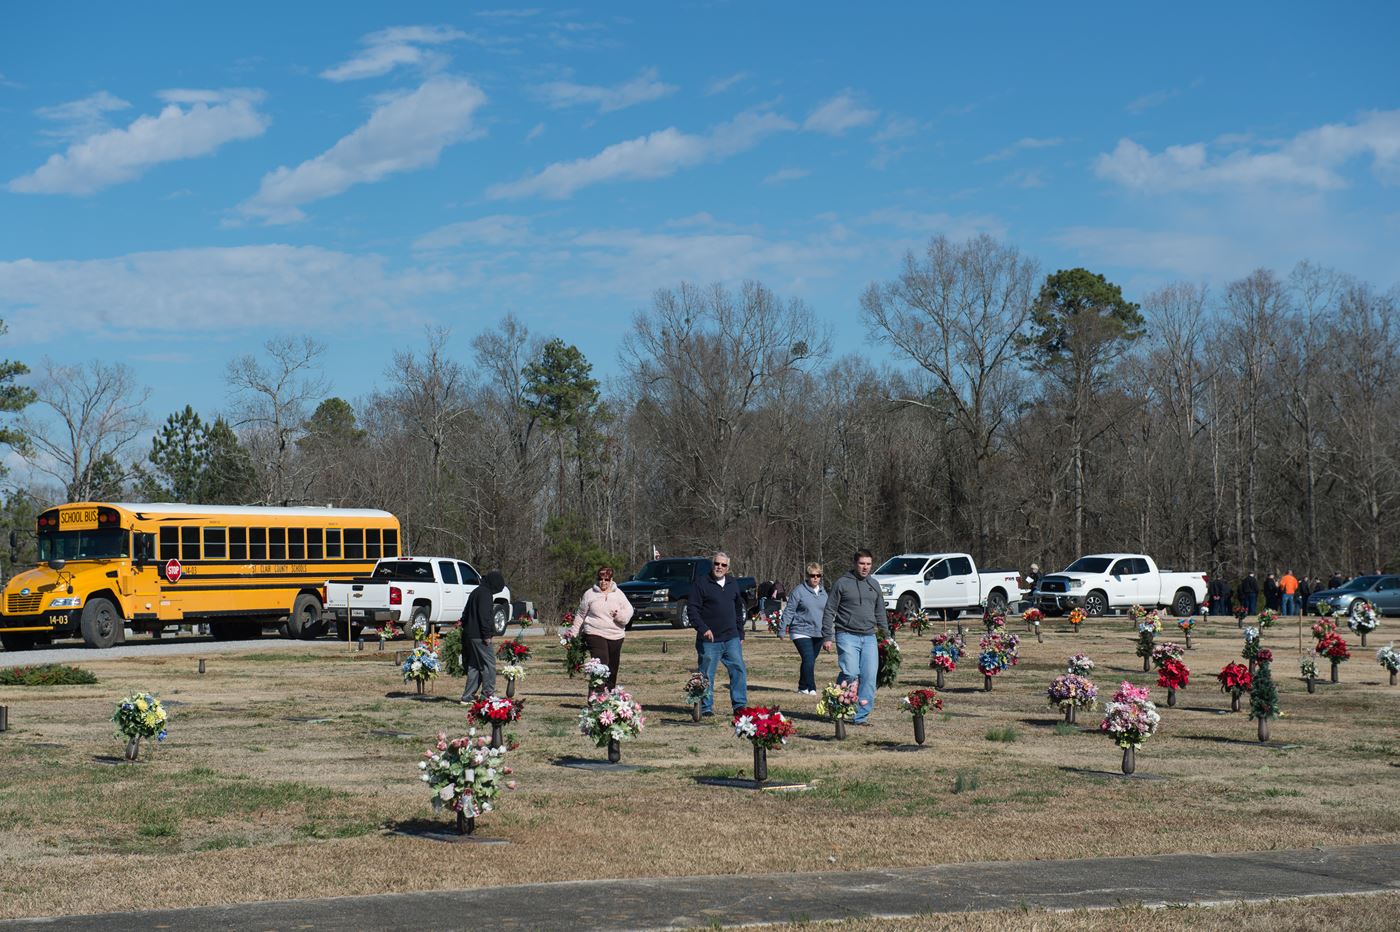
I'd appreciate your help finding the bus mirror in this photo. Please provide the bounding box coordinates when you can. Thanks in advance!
[49,558,66,572]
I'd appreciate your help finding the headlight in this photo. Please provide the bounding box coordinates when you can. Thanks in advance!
[1066,579,1082,587]
[50,597,82,608]
[652,588,669,600]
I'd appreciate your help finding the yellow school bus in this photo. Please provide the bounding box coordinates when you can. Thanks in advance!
[0,502,401,650]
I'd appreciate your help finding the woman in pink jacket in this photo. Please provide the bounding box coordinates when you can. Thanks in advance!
[569,566,634,689]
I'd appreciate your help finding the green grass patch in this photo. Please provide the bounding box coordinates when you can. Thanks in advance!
[196,835,252,851]
[294,819,378,839]
[1053,722,1078,736]
[985,725,1018,742]
[952,771,980,793]
[137,819,179,839]
[0,663,97,686]
[803,779,887,808]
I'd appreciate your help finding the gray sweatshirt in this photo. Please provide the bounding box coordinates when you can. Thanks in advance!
[821,569,890,639]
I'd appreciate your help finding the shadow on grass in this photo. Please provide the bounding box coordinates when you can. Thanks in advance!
[383,691,453,702]
[1178,733,1302,749]
[1018,717,1063,729]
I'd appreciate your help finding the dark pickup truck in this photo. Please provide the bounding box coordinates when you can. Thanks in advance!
[617,557,757,628]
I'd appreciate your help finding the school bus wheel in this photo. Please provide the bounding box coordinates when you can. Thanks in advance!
[80,597,124,649]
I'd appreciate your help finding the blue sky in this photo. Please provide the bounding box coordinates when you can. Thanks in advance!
[2,2,1398,432]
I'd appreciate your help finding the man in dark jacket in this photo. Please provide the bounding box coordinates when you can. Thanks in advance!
[1240,572,1259,616]
[460,570,506,704]
[821,549,891,725]
[687,551,748,717]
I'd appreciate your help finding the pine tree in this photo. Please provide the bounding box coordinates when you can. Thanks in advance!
[1248,660,1279,721]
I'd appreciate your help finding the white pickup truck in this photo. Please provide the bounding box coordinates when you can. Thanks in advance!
[1031,553,1207,618]
[874,552,1026,618]
[323,556,513,637]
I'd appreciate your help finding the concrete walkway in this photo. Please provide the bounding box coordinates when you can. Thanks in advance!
[5,843,1398,930]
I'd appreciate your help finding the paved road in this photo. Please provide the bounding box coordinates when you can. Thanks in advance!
[4,843,1397,930]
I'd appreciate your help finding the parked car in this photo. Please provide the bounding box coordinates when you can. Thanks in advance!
[874,552,1026,618]
[323,556,512,637]
[1032,553,1207,617]
[617,557,757,628]
[1305,574,1400,617]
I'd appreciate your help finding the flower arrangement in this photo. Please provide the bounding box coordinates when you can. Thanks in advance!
[1241,627,1264,661]
[764,609,782,635]
[1299,654,1319,680]
[410,616,430,641]
[578,687,646,746]
[1257,608,1280,630]
[1314,599,1333,617]
[468,695,523,725]
[1348,602,1379,635]
[901,687,943,716]
[1177,617,1195,635]
[816,681,861,721]
[732,706,795,749]
[977,631,1019,676]
[876,636,902,687]
[1255,648,1274,664]
[1150,642,1186,668]
[419,729,515,819]
[1377,643,1400,672]
[1067,607,1086,628]
[112,692,169,756]
[401,645,441,685]
[1311,615,1338,642]
[982,610,1007,631]
[1217,662,1252,696]
[496,639,532,662]
[683,671,709,706]
[1066,653,1095,676]
[903,609,932,636]
[1157,657,1190,691]
[1099,681,1160,749]
[929,632,964,671]
[1023,608,1044,628]
[1249,659,1280,726]
[1135,618,1160,659]
[500,663,526,682]
[558,614,588,677]
[378,620,403,641]
[1127,604,1148,624]
[1316,632,1350,663]
[581,657,611,689]
[1047,673,1098,711]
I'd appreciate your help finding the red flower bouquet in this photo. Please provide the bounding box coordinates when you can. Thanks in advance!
[1216,662,1252,695]
[1157,657,1190,690]
[732,706,796,749]
[1317,632,1350,662]
[495,640,532,662]
[468,695,523,725]
[900,687,944,716]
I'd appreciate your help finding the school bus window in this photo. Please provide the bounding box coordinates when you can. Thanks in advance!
[181,527,201,562]
[383,528,398,557]
[250,527,267,561]
[229,527,247,561]
[269,527,287,561]
[307,528,324,560]
[345,528,364,560]
[159,526,179,561]
[204,527,227,559]
[289,527,305,561]
[366,528,382,560]
[326,529,341,559]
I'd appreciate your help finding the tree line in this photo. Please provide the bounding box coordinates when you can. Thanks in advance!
[2,235,1397,610]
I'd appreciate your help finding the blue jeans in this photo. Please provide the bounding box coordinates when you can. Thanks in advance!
[1281,594,1296,615]
[834,631,878,722]
[699,637,747,714]
[792,636,820,692]
[1244,594,1257,615]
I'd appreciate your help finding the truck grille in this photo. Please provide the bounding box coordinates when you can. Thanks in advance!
[1040,580,1067,594]
[7,594,41,614]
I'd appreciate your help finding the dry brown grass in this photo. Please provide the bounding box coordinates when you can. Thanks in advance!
[1,614,1397,919]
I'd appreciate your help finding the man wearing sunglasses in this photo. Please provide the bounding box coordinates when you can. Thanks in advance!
[687,551,748,717]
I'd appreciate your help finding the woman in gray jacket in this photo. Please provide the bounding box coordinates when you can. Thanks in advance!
[780,562,827,694]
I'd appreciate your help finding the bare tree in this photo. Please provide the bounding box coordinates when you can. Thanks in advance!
[226,336,328,505]
[22,359,150,501]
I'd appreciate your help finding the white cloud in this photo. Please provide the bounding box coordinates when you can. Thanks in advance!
[1126,88,1178,114]
[237,77,487,224]
[534,67,676,113]
[525,122,546,142]
[1095,109,1400,192]
[321,25,467,81]
[488,109,795,200]
[0,246,453,342]
[873,116,919,144]
[705,71,748,96]
[413,215,532,251]
[8,90,267,196]
[978,136,1063,163]
[34,91,131,142]
[803,91,878,136]
[763,167,809,185]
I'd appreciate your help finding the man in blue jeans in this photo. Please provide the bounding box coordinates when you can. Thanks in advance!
[688,551,748,717]
[821,549,890,724]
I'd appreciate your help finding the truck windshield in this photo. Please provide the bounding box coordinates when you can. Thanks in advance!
[37,528,129,562]
[372,561,435,581]
[1064,557,1112,574]
[635,561,696,582]
[1341,576,1380,591]
[876,557,929,575]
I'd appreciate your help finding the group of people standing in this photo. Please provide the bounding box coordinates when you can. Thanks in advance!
[1206,569,1361,617]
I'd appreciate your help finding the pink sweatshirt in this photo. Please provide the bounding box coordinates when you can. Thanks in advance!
[570,585,634,640]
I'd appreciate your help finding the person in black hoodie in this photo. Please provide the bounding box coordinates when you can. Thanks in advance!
[460,570,507,704]
[1240,572,1259,616]
[687,551,748,717]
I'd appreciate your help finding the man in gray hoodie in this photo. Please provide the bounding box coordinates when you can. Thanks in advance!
[821,549,890,724]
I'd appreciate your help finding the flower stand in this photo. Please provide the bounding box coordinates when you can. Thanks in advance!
[913,715,926,745]
[124,736,141,761]
[456,810,475,836]
[752,745,768,785]
[834,720,847,740]
[1230,692,1241,713]
[415,680,425,695]
[1121,746,1136,775]
[1331,660,1340,683]
[1185,632,1193,650]
[607,738,621,764]
[1248,658,1257,677]
[935,669,945,689]
[491,723,503,749]
[1143,654,1151,673]
[983,674,993,692]
[506,679,516,699]
[1166,687,1177,708]
[1390,671,1397,687]
[691,703,701,722]
[1306,676,1315,694]
[1064,705,1077,724]
[1257,718,1270,742]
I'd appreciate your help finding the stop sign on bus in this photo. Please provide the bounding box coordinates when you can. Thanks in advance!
[165,559,183,583]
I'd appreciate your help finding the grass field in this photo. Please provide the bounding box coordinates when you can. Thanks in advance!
[0,613,1396,920]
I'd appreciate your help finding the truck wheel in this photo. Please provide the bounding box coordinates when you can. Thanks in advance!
[670,599,689,629]
[986,590,1008,615]
[410,606,430,630]
[1170,589,1196,616]
[896,592,920,615]
[288,594,323,639]
[79,597,123,649]
[1083,590,1109,618]
[492,602,510,637]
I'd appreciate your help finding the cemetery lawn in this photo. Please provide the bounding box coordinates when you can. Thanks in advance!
[0,615,1397,919]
